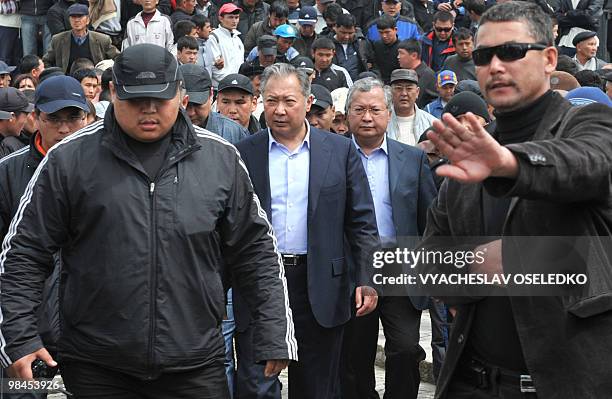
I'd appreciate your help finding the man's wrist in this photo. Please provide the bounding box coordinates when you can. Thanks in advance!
[491,146,519,178]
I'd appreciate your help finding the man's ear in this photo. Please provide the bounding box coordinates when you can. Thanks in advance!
[181,93,190,108]
[109,81,118,102]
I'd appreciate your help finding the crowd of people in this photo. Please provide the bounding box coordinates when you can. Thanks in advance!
[0,0,611,398]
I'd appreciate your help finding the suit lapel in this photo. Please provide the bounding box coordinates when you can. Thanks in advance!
[248,134,272,217]
[387,140,405,199]
[60,33,71,72]
[308,129,332,219]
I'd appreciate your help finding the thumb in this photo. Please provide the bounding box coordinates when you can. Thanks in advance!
[37,348,57,367]
[355,286,363,309]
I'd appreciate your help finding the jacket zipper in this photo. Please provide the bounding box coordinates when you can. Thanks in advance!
[144,144,197,378]
[146,180,157,378]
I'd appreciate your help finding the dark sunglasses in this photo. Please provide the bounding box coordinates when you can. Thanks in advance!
[434,26,452,33]
[472,42,548,66]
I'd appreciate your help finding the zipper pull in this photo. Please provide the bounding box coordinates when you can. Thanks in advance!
[174,176,178,184]
[149,182,155,196]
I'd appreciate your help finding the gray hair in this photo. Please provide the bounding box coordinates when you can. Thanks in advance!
[479,1,554,46]
[345,77,393,114]
[260,63,311,99]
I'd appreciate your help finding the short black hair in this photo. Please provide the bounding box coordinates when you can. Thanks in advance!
[312,37,335,51]
[323,3,343,22]
[18,55,41,75]
[480,1,553,46]
[433,10,454,24]
[376,14,397,30]
[453,27,473,42]
[191,14,210,29]
[177,35,199,51]
[574,69,603,89]
[173,20,197,43]
[269,0,289,18]
[336,13,356,29]
[69,58,95,76]
[39,67,64,83]
[556,54,580,76]
[398,39,421,57]
[463,0,486,15]
[71,68,98,83]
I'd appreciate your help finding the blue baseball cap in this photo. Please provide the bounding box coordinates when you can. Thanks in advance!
[35,75,88,113]
[565,87,612,107]
[273,24,298,39]
[437,70,458,87]
[0,61,16,75]
[67,3,89,16]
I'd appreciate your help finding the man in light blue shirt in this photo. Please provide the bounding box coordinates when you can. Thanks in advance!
[268,128,310,254]
[234,62,380,399]
[342,76,437,399]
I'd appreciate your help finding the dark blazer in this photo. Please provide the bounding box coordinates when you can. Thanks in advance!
[555,0,604,37]
[387,138,437,310]
[422,94,612,398]
[235,127,380,329]
[43,30,120,72]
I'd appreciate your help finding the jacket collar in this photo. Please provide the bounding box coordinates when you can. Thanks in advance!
[100,104,199,176]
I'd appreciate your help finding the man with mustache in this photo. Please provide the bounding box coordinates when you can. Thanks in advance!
[0,44,297,398]
[424,2,612,398]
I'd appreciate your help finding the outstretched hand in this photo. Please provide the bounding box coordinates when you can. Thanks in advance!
[427,112,518,183]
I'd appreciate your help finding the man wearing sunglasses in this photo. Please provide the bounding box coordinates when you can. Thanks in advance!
[423,2,612,398]
[421,10,456,73]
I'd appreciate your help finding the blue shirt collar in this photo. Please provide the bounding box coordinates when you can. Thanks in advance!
[351,134,388,157]
[268,120,311,153]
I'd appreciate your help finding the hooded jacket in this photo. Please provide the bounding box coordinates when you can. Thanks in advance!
[0,107,298,377]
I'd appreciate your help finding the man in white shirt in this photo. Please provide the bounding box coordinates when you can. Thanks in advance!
[572,31,607,71]
[205,3,245,89]
[386,69,437,146]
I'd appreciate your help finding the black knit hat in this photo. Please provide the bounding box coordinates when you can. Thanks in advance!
[443,91,490,122]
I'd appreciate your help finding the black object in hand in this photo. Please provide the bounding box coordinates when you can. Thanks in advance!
[31,359,59,379]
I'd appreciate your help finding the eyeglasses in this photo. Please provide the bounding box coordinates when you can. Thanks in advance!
[349,107,387,117]
[40,114,86,127]
[472,42,548,66]
[434,26,452,33]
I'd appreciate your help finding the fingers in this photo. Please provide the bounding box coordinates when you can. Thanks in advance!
[356,286,378,317]
[355,286,363,310]
[37,348,57,368]
[356,294,378,317]
[264,360,289,377]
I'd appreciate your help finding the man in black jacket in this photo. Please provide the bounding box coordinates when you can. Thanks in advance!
[0,44,297,398]
[0,79,89,399]
[425,3,612,398]
[332,14,373,81]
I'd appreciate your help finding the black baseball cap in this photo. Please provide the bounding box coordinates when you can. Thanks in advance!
[0,61,16,75]
[443,91,490,123]
[34,75,88,114]
[311,84,333,110]
[113,44,182,100]
[239,62,265,78]
[0,88,35,114]
[180,64,212,105]
[218,74,254,95]
[257,35,277,57]
[292,56,315,75]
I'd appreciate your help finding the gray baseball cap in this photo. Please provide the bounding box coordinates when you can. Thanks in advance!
[390,69,419,84]
[180,64,212,105]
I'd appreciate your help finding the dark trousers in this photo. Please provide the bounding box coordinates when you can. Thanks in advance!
[61,360,230,399]
[446,376,538,399]
[0,26,21,65]
[235,261,345,399]
[341,296,424,399]
[235,326,282,399]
